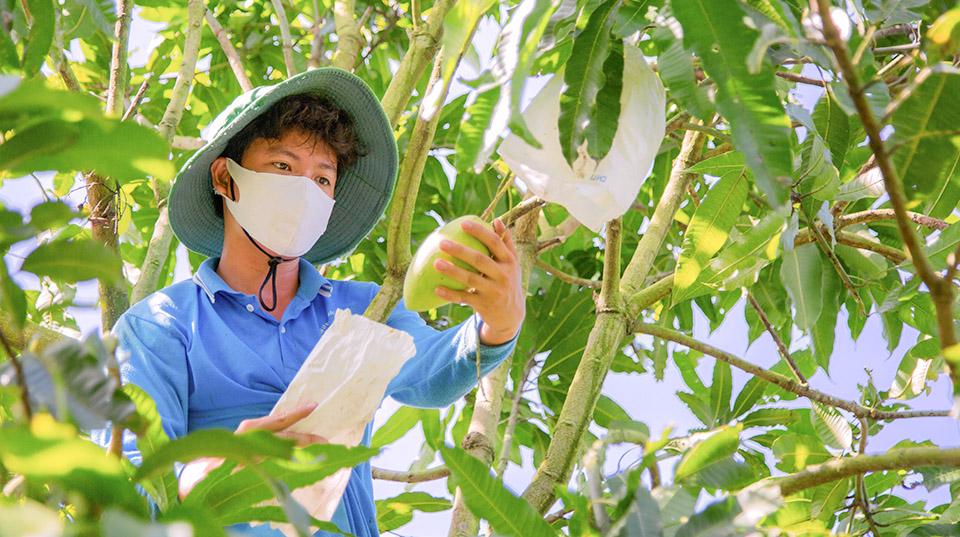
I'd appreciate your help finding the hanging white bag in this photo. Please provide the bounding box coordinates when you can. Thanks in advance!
[253,308,417,537]
[498,44,666,232]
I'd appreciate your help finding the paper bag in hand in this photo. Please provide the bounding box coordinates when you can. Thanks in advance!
[255,308,416,536]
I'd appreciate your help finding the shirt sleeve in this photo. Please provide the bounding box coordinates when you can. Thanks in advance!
[382,293,521,408]
[89,312,192,515]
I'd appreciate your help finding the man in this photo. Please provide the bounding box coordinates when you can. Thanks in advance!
[94,68,525,536]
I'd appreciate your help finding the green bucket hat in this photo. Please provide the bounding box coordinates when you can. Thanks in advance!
[168,67,397,265]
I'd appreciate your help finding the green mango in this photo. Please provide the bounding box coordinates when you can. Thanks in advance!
[403,215,493,311]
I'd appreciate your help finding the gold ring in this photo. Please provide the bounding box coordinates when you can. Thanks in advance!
[467,287,478,294]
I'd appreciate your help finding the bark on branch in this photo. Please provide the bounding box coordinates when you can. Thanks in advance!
[270,0,297,77]
[371,465,450,483]
[331,0,363,71]
[777,447,960,496]
[205,10,254,92]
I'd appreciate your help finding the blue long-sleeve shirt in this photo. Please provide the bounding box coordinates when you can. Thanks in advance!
[91,256,519,536]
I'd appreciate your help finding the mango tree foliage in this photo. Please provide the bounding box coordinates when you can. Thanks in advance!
[0,0,959,536]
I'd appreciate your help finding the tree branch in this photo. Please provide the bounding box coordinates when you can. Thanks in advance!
[105,0,132,117]
[534,259,600,289]
[777,447,960,496]
[500,197,546,227]
[158,0,204,142]
[814,0,958,386]
[379,0,454,127]
[205,10,254,92]
[747,292,806,384]
[495,354,537,478]
[270,0,298,77]
[632,322,950,421]
[371,465,450,483]
[0,326,31,420]
[331,0,363,71]
[836,209,948,231]
[621,129,707,318]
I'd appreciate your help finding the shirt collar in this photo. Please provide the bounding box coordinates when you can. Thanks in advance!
[193,256,333,304]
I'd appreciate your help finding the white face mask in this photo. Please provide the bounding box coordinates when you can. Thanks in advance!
[222,157,336,258]
[218,157,337,312]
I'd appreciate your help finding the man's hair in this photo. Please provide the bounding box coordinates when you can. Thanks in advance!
[214,93,364,218]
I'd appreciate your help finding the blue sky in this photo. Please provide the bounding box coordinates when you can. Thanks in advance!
[0,10,956,535]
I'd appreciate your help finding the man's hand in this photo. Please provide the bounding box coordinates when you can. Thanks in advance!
[433,217,525,346]
[178,403,326,501]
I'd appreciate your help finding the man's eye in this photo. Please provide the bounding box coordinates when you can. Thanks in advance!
[316,177,331,186]
[272,162,291,171]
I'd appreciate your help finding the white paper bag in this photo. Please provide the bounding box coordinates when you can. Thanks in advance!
[498,44,666,232]
[255,308,417,536]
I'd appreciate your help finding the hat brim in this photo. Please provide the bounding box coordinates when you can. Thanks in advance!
[168,68,397,265]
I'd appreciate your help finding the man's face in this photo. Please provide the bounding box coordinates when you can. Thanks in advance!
[212,127,339,201]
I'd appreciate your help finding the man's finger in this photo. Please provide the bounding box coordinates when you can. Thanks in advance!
[239,403,317,432]
[461,218,514,262]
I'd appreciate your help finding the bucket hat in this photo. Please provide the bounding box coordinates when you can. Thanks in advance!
[168,67,398,265]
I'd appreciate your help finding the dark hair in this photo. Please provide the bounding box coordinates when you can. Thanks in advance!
[214,93,364,218]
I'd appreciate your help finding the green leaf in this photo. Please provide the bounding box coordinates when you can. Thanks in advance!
[135,429,295,481]
[771,433,830,472]
[123,384,177,512]
[675,497,740,537]
[675,424,741,480]
[0,415,147,515]
[708,360,732,426]
[890,68,960,201]
[455,87,500,172]
[779,243,823,332]
[653,21,714,120]
[586,39,624,161]
[185,444,376,519]
[21,0,55,76]
[673,171,747,304]
[608,484,663,537]
[685,151,745,176]
[811,402,852,450]
[890,338,940,400]
[29,201,77,231]
[811,259,841,371]
[371,406,422,448]
[0,258,26,330]
[440,445,556,537]
[594,395,631,428]
[376,492,452,532]
[21,239,123,283]
[731,377,766,419]
[672,0,792,207]
[741,408,799,428]
[558,0,620,165]
[683,210,787,300]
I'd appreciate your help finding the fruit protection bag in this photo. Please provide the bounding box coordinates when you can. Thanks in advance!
[256,308,417,536]
[498,45,666,232]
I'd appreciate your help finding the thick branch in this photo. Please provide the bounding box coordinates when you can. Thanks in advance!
[448,202,540,537]
[105,0,131,116]
[621,129,707,318]
[205,10,254,92]
[778,447,960,495]
[158,0,204,142]
[815,1,957,365]
[633,323,950,421]
[270,0,297,77]
[500,197,546,227]
[521,219,626,514]
[379,0,454,127]
[330,0,363,71]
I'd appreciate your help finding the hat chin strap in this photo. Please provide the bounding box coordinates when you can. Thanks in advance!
[241,227,297,312]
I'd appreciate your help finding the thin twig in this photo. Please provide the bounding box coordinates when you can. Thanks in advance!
[270,0,298,77]
[746,292,807,384]
[534,259,601,289]
[205,10,254,92]
[121,79,150,122]
[632,323,950,421]
[495,354,537,478]
[775,71,827,86]
[481,173,514,222]
[499,197,546,227]
[371,465,450,483]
